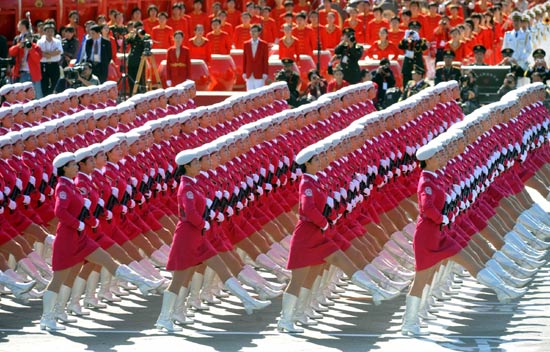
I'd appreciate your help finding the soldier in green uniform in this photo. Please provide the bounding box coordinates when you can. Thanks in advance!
[400,65,430,100]
[472,45,489,66]
[334,28,363,84]
[398,21,428,86]
[125,21,151,93]
[435,50,461,84]
[525,49,549,82]
[275,58,301,107]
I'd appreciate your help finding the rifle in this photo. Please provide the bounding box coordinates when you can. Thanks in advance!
[77,206,90,235]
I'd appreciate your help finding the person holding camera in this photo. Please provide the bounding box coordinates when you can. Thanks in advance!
[459,73,479,114]
[75,62,100,87]
[525,49,549,83]
[497,72,517,98]
[398,22,428,87]
[302,69,326,103]
[9,21,43,98]
[498,48,525,79]
[38,23,63,97]
[126,22,151,93]
[55,62,99,92]
[81,25,112,83]
[371,57,396,107]
[334,27,363,84]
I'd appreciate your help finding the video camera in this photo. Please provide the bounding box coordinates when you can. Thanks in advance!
[63,64,86,80]
[110,25,129,37]
[0,57,15,69]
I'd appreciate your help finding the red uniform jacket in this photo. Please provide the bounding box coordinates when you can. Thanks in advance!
[166,45,191,86]
[243,39,269,79]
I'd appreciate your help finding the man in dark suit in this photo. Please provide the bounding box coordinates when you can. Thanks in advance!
[242,24,269,90]
[82,24,112,83]
[400,65,430,100]
[434,49,461,84]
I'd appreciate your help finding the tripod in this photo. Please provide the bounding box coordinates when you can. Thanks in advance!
[116,34,133,101]
[132,53,161,95]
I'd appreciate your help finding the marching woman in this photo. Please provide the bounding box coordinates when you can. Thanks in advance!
[401,142,525,336]
[40,152,162,331]
[277,146,399,333]
[155,148,271,332]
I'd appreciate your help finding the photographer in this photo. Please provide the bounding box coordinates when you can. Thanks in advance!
[334,27,363,84]
[398,22,428,87]
[126,21,151,93]
[55,62,99,92]
[275,58,301,107]
[8,24,43,98]
[497,73,517,98]
[371,57,396,107]
[498,48,525,79]
[525,49,549,82]
[459,73,479,114]
[302,69,326,103]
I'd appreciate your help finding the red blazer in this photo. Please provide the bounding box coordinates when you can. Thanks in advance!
[166,45,191,86]
[8,43,42,82]
[243,39,269,79]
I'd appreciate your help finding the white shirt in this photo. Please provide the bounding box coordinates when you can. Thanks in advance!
[38,36,63,63]
[251,39,258,57]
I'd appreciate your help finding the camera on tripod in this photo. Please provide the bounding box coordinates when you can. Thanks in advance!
[143,39,153,56]
[111,25,129,37]
[64,64,86,80]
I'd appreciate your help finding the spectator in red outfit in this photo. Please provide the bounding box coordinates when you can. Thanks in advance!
[421,3,441,42]
[260,7,278,44]
[225,0,242,29]
[207,18,232,54]
[365,28,400,60]
[279,23,300,63]
[327,65,348,92]
[233,12,252,49]
[366,6,388,44]
[166,30,191,87]
[344,7,365,44]
[387,16,405,46]
[152,12,175,49]
[143,5,159,34]
[188,24,211,64]
[169,3,191,40]
[189,0,210,34]
[293,12,315,57]
[321,11,341,52]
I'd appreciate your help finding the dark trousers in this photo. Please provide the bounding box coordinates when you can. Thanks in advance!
[40,62,60,96]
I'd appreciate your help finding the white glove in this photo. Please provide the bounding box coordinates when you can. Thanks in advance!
[111,187,119,198]
[29,176,36,186]
[166,80,172,87]
[106,210,113,221]
[121,205,128,215]
[15,178,23,190]
[248,193,255,202]
[204,222,211,231]
[242,73,247,80]
[209,210,216,220]
[92,219,99,229]
[3,186,9,194]
[253,174,260,183]
[150,168,155,177]
[226,206,234,217]
[128,199,136,209]
[264,184,273,192]
[0,206,3,215]
[130,177,138,187]
[216,213,225,222]
[346,203,353,213]
[155,183,162,192]
[8,199,16,210]
[442,215,449,226]
[327,197,334,208]
[256,186,264,196]
[321,223,329,232]
[171,180,177,189]
[23,195,31,205]
[223,190,230,199]
[276,179,281,187]
[84,198,92,209]
[215,190,223,199]
[236,201,244,210]
[78,221,85,232]
[138,195,146,206]
[126,185,133,196]
[246,177,253,188]
[162,183,168,192]
[158,168,166,179]
[142,175,149,183]
[42,173,48,182]
[38,193,45,203]
[167,164,174,174]
[0,192,3,202]
[97,198,105,208]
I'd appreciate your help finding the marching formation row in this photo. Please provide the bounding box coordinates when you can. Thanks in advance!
[0,77,548,336]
